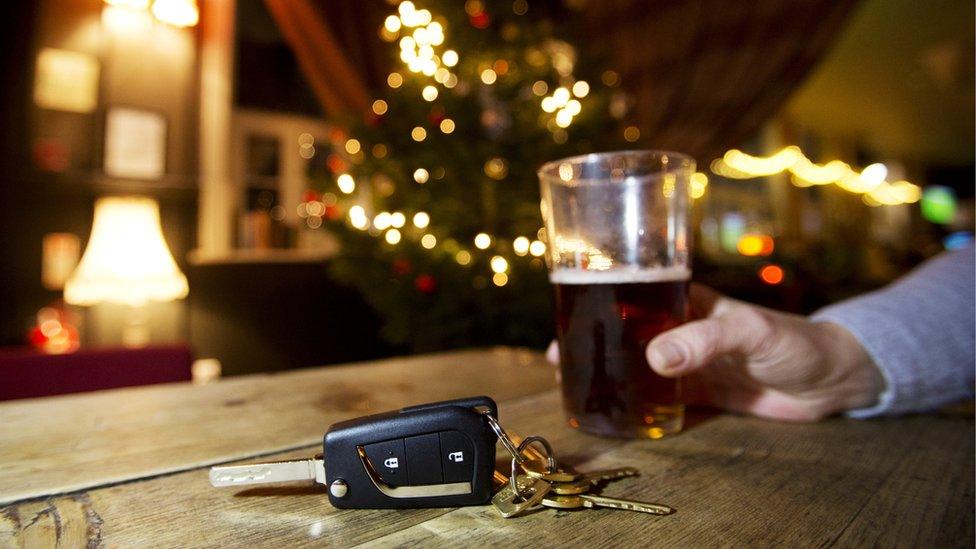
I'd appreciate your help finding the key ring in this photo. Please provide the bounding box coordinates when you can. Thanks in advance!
[509,435,556,501]
[478,408,524,465]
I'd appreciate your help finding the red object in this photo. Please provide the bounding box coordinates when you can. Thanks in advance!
[327,154,346,173]
[302,189,319,203]
[325,204,341,220]
[759,264,785,285]
[415,274,437,293]
[0,345,193,401]
[428,107,445,126]
[393,258,412,275]
[470,12,490,29]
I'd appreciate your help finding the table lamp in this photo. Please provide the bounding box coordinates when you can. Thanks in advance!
[64,196,189,347]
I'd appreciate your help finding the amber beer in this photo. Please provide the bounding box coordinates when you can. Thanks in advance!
[551,267,689,438]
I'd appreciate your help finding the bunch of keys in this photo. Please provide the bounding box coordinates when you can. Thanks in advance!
[209,395,673,517]
[487,415,674,518]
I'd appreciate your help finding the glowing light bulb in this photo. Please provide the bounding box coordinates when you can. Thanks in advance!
[390,212,406,228]
[421,234,437,249]
[385,229,402,244]
[442,50,459,67]
[492,272,508,287]
[413,212,430,228]
[374,212,392,230]
[384,15,402,33]
[388,73,403,88]
[372,99,388,115]
[481,69,497,85]
[411,127,427,141]
[345,139,361,154]
[529,240,546,257]
[552,87,570,105]
[422,85,438,101]
[513,236,530,256]
[439,118,455,134]
[572,81,590,97]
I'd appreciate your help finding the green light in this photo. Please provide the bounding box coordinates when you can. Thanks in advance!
[920,186,957,225]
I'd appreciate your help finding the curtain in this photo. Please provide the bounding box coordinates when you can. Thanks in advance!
[264,0,857,159]
[580,0,858,160]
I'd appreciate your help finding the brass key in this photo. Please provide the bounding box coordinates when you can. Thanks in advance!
[541,493,674,515]
[521,459,639,484]
[492,475,551,518]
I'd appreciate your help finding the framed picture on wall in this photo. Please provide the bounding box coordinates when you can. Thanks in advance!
[103,107,167,180]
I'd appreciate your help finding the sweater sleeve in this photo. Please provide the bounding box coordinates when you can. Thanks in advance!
[810,244,975,417]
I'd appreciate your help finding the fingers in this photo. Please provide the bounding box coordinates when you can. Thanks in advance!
[546,340,559,365]
[646,305,774,377]
[689,283,739,318]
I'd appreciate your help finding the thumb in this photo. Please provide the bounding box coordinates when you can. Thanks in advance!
[646,307,773,376]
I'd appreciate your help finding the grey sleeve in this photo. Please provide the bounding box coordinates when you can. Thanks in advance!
[810,244,975,417]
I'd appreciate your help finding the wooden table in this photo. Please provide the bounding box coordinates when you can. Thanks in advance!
[1,348,972,547]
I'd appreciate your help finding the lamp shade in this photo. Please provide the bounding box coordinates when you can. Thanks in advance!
[64,197,188,306]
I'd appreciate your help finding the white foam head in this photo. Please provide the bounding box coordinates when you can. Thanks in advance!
[549,266,690,284]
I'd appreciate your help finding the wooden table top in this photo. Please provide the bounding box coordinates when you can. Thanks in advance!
[0,347,971,547]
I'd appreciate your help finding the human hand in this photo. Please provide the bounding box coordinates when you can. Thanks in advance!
[547,284,884,421]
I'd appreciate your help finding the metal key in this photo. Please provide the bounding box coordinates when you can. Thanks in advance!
[542,493,674,515]
[491,475,552,518]
[210,456,326,487]
[522,459,639,484]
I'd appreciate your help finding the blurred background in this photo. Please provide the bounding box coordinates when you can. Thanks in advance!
[0,0,972,397]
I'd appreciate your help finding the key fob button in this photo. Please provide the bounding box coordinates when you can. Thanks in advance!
[404,433,443,485]
[363,439,408,486]
[439,430,474,483]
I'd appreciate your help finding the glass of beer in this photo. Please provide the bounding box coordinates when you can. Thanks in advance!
[538,150,693,439]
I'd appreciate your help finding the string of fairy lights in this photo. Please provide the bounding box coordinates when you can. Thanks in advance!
[299,0,923,289]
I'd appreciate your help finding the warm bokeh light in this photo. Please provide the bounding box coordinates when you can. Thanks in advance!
[737,234,775,257]
[439,118,455,134]
[373,212,392,230]
[480,69,497,84]
[529,240,546,257]
[337,174,356,194]
[474,233,491,249]
[490,255,508,273]
[513,236,530,256]
[571,80,590,97]
[385,229,402,245]
[455,250,472,265]
[411,127,427,141]
[759,264,785,285]
[421,234,437,249]
[623,126,640,142]
[387,72,404,88]
[413,212,430,228]
[150,0,199,28]
[344,139,361,154]
[422,85,438,101]
[372,99,388,115]
[492,272,509,287]
[390,212,406,228]
[442,50,459,67]
[413,168,430,184]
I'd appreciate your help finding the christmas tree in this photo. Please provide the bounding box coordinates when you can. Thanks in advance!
[301,0,635,351]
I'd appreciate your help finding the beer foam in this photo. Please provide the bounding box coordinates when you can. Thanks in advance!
[549,266,691,285]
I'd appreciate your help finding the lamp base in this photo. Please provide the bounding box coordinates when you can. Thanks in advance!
[122,305,150,348]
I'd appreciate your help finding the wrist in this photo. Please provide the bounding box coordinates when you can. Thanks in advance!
[812,321,885,414]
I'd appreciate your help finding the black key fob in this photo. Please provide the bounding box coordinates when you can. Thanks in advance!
[323,396,498,508]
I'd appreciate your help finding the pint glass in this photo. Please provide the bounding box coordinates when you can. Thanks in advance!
[538,151,693,438]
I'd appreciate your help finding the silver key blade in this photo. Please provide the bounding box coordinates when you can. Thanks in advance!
[580,494,674,515]
[209,458,326,487]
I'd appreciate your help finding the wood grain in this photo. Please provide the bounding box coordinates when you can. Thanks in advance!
[1,388,972,548]
[0,347,554,505]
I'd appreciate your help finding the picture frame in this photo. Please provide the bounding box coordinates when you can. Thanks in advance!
[103,106,167,180]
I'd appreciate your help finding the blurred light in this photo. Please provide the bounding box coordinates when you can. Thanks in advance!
[565,99,581,116]
[492,272,509,287]
[474,233,491,249]
[465,0,483,16]
[374,212,392,230]
[372,99,388,115]
[390,212,406,228]
[399,1,416,17]
[306,201,324,217]
[385,229,402,244]
[532,81,548,96]
[555,110,573,128]
[690,172,708,199]
[444,74,459,88]
[493,59,509,75]
[529,240,546,257]
[623,126,640,142]
[541,97,557,113]
[943,231,973,251]
[571,81,590,98]
[372,143,388,158]
[337,174,356,194]
[442,50,459,67]
[421,234,437,249]
[481,69,497,85]
[737,234,774,257]
[384,15,402,32]
[860,163,888,186]
[388,72,403,88]
[455,250,472,265]
[345,139,361,154]
[321,193,337,207]
[513,0,528,15]
[490,255,508,273]
[413,212,430,228]
[411,127,427,141]
[484,158,508,180]
[422,85,438,101]
[102,5,152,32]
[151,0,199,27]
[349,205,369,229]
[759,264,785,285]
[413,168,430,184]
[306,216,322,229]
[105,0,150,7]
[513,236,530,256]
[601,70,619,87]
[434,67,450,82]
[552,87,570,105]
[920,185,957,224]
[298,133,314,146]
[299,144,315,159]
[439,118,456,134]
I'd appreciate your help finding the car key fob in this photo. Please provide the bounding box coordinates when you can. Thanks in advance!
[323,395,498,508]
